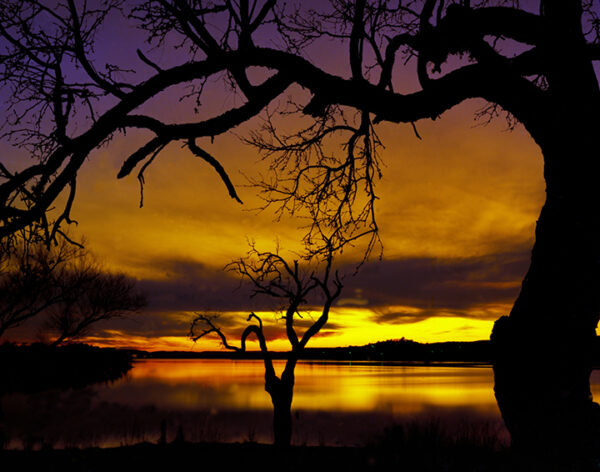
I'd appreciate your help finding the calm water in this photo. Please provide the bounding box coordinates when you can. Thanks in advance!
[4,359,600,448]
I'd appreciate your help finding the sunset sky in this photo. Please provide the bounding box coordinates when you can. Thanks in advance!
[2,2,547,351]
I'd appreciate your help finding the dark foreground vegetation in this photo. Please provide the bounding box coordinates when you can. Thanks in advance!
[0,420,591,472]
[1,342,596,470]
[0,442,504,472]
[0,342,132,394]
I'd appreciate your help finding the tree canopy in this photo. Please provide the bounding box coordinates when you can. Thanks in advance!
[2,0,598,251]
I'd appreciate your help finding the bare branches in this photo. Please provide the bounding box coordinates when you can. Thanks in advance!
[225,236,344,350]
[190,230,345,447]
[45,269,146,346]
[190,312,268,353]
[0,233,145,343]
[0,0,126,150]
[131,0,277,56]
[350,0,367,81]
[187,138,243,203]
[1,0,598,265]
[245,104,383,262]
[0,0,127,242]
[66,0,129,99]
[190,313,236,347]
[0,52,291,242]
[118,137,170,180]
[189,311,276,378]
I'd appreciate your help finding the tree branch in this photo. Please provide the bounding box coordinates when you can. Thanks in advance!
[190,312,275,378]
[66,0,127,98]
[187,138,243,204]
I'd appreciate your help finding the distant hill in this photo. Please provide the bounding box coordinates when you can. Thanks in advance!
[130,336,600,365]
[131,338,493,363]
[301,339,493,362]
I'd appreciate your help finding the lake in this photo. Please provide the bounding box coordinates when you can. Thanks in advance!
[4,359,600,449]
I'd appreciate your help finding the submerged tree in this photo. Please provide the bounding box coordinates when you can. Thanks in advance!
[2,0,600,461]
[190,244,343,446]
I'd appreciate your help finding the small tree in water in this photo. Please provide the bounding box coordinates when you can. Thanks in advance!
[189,243,342,447]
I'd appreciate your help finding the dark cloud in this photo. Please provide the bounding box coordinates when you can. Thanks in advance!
[311,329,343,338]
[98,306,348,345]
[137,258,278,312]
[135,250,529,318]
[336,249,530,312]
[3,251,529,344]
[369,309,439,325]
[89,311,193,338]
[368,305,504,325]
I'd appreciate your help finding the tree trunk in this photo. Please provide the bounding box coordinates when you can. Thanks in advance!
[492,120,600,463]
[265,358,296,447]
[272,391,293,447]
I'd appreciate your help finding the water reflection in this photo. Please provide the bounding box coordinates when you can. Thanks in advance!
[112,359,499,414]
[5,359,576,448]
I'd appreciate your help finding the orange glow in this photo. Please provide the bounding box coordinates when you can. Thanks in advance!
[123,359,500,414]
[44,99,545,350]
[80,306,503,352]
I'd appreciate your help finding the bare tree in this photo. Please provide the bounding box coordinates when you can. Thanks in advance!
[190,243,343,446]
[0,234,146,344]
[2,0,600,459]
[0,232,85,338]
[44,270,146,346]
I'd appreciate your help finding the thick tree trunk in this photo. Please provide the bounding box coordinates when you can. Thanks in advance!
[492,122,600,463]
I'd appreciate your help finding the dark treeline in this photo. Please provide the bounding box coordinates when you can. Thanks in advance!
[136,338,493,363]
[303,339,494,363]
[136,337,600,365]
[0,343,132,394]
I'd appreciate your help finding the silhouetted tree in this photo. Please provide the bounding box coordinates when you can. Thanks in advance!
[190,243,343,446]
[0,232,84,338]
[0,235,146,343]
[2,0,600,460]
[44,270,146,346]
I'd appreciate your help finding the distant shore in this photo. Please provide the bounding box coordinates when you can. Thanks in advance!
[128,336,600,368]
[128,339,495,363]
[6,336,600,369]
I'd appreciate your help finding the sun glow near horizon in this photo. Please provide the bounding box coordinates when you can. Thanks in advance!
[4,101,543,350]
[78,306,501,352]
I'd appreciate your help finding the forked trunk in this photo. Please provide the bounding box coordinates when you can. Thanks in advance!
[492,123,600,462]
[265,357,296,447]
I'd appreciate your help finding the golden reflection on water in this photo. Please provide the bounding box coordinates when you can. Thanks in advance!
[122,359,499,415]
[17,360,600,448]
